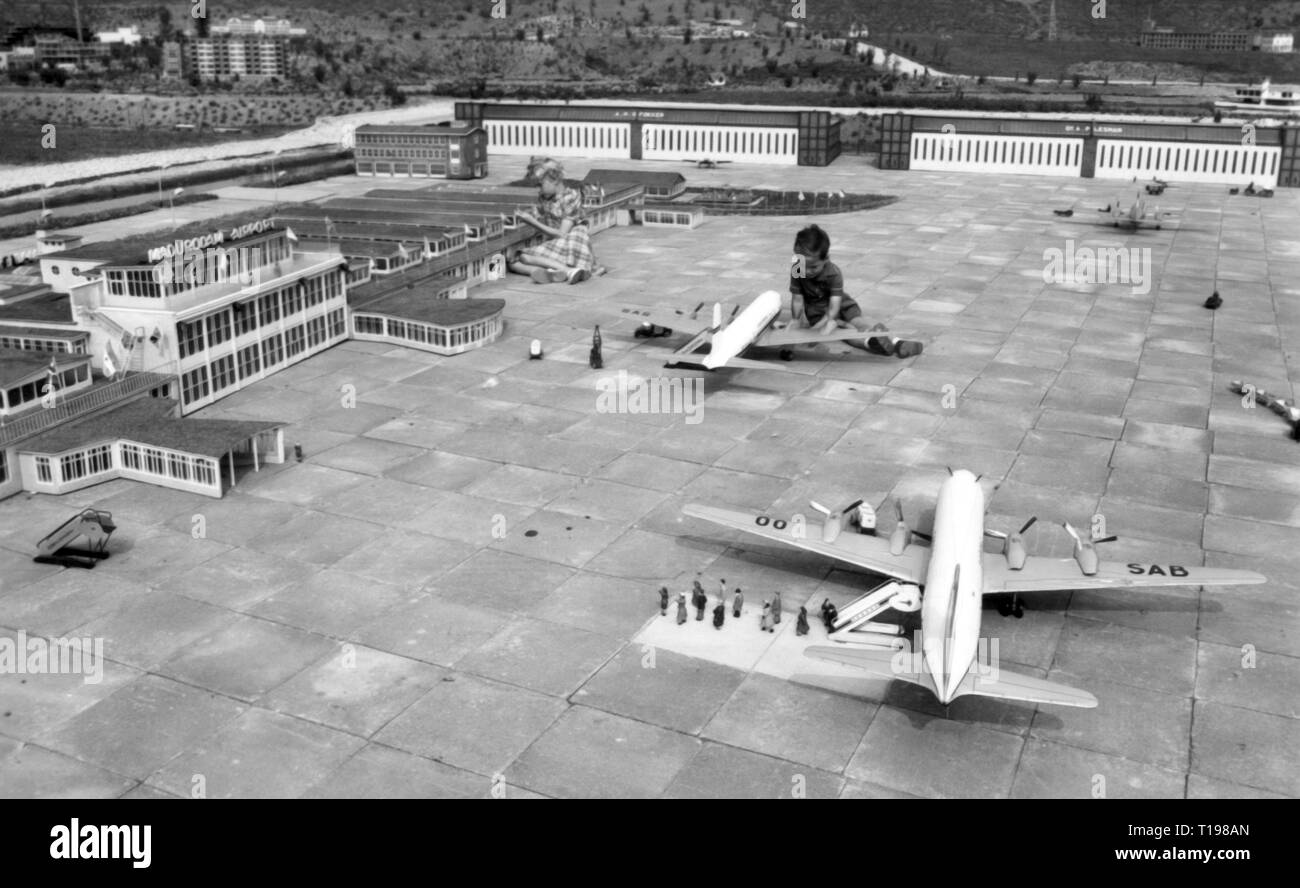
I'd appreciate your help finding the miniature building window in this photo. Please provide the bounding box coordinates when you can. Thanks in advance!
[50,265,60,275]
[35,456,52,483]
[237,343,261,380]
[211,354,236,393]
[178,319,206,359]
[0,450,6,484]
[207,311,233,348]
[182,366,211,406]
[261,333,285,369]
[285,323,306,358]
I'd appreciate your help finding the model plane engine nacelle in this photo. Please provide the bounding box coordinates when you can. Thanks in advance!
[1063,521,1118,576]
[890,583,921,613]
[985,516,1037,570]
[888,501,931,556]
[809,498,866,543]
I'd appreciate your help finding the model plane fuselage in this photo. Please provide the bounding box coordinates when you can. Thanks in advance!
[921,470,986,703]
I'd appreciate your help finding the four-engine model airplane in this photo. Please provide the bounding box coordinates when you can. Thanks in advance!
[683,158,733,169]
[616,289,905,371]
[1099,191,1179,230]
[683,469,1267,709]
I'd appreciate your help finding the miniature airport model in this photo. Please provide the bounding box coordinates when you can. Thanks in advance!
[1097,191,1180,229]
[613,290,912,371]
[684,469,1267,709]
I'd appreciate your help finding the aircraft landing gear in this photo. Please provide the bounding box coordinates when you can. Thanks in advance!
[996,595,1024,619]
[779,349,794,361]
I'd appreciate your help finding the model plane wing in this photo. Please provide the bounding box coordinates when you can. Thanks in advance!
[613,306,710,334]
[955,668,1098,708]
[805,646,1098,708]
[755,326,882,347]
[984,557,1267,594]
[804,645,939,696]
[683,503,927,583]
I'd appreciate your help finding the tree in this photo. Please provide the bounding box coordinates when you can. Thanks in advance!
[1072,74,1082,88]
[684,26,692,43]
[1084,92,1103,111]
[1026,71,1038,85]
[158,6,172,42]
[314,64,328,84]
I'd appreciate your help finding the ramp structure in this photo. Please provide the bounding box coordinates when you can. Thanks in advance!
[34,508,116,568]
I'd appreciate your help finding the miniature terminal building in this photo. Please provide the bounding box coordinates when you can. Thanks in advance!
[353,123,489,180]
[455,102,842,166]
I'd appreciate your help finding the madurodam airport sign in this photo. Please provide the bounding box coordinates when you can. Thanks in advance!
[146,219,277,263]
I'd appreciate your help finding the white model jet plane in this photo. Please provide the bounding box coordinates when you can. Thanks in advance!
[684,469,1266,709]
[1098,191,1179,230]
[617,289,905,371]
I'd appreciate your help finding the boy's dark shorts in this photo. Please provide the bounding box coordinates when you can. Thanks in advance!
[803,296,862,326]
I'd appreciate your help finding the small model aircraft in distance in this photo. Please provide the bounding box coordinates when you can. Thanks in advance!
[616,289,911,371]
[683,158,733,169]
[683,469,1266,709]
[1098,191,1179,230]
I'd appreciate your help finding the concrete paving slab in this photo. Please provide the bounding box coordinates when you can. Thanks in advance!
[149,708,365,799]
[506,705,700,799]
[574,645,744,736]
[1031,676,1191,771]
[1010,738,1185,799]
[263,644,446,737]
[702,673,878,773]
[0,739,137,799]
[244,509,386,567]
[302,744,494,799]
[1190,700,1300,797]
[664,742,845,799]
[844,705,1023,798]
[250,569,408,638]
[375,673,566,777]
[1195,642,1300,720]
[457,617,623,697]
[37,674,245,780]
[158,615,336,701]
[73,591,238,671]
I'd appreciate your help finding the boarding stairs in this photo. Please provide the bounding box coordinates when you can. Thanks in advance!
[88,310,146,373]
[828,580,919,650]
[34,509,116,569]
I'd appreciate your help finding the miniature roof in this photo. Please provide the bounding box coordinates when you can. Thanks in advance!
[354,293,504,326]
[584,169,686,186]
[355,123,482,134]
[17,397,284,457]
[0,348,91,388]
[0,291,74,324]
[0,325,87,340]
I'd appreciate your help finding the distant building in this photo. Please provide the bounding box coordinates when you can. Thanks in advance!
[1140,28,1294,53]
[96,26,142,45]
[184,37,289,80]
[161,41,183,78]
[212,17,307,37]
[30,32,109,68]
[353,124,488,179]
[584,169,686,199]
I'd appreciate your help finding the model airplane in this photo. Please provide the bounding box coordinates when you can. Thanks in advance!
[1098,191,1179,230]
[683,158,733,169]
[683,469,1266,709]
[616,289,907,371]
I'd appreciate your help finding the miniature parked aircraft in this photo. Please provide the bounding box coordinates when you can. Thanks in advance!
[1098,191,1179,230]
[616,289,908,371]
[683,469,1266,709]
[683,158,733,169]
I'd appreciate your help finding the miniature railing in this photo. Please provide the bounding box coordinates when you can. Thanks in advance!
[0,363,176,448]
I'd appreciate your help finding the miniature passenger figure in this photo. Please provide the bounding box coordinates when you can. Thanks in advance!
[771,590,783,624]
[693,585,708,621]
[821,598,839,632]
[718,578,728,607]
[507,157,603,284]
[659,585,670,616]
[676,593,688,625]
[789,224,922,359]
[732,587,744,619]
[796,606,810,636]
[713,603,726,630]
[760,601,774,633]
[590,325,603,370]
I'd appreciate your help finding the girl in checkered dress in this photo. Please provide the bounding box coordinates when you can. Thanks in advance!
[508,157,605,284]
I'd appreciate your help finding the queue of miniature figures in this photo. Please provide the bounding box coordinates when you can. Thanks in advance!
[657,580,848,638]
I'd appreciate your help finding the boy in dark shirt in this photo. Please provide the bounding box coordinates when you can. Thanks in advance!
[789,224,922,358]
